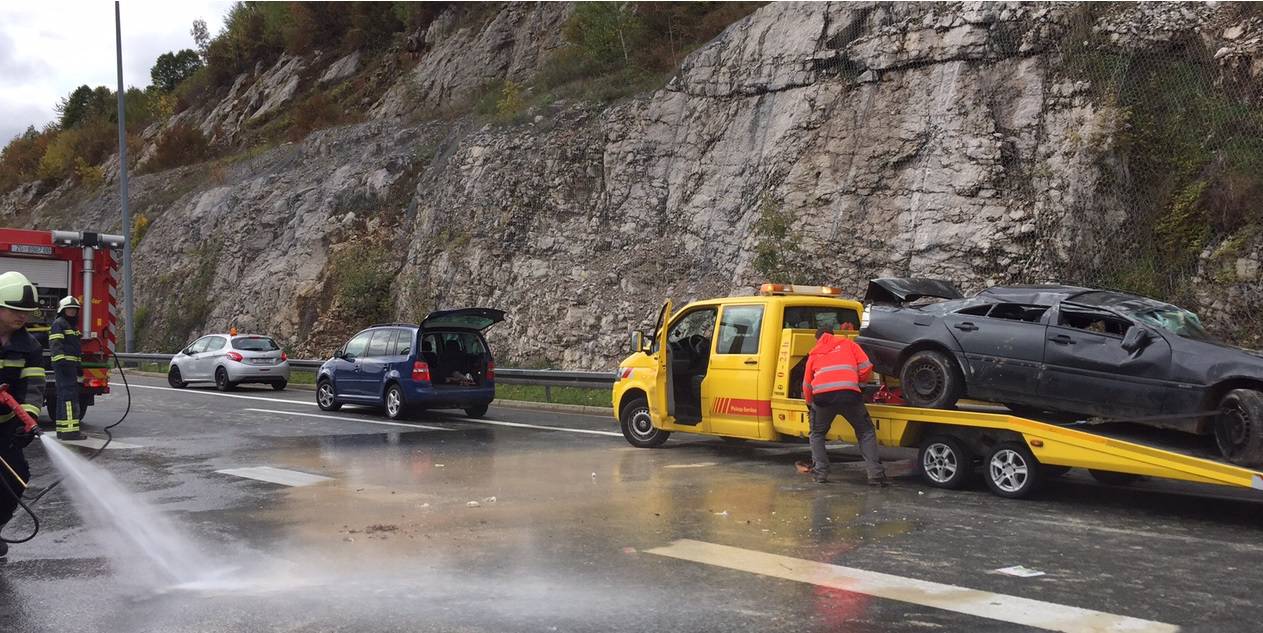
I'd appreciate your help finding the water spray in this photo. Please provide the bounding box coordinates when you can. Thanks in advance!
[1,353,133,545]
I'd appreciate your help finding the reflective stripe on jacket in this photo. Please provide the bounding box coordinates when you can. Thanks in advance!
[802,333,873,403]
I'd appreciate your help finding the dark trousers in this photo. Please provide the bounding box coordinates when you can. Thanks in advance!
[809,390,885,479]
[54,361,80,434]
[0,440,29,528]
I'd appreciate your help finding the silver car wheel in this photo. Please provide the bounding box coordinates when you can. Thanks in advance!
[318,383,335,408]
[989,448,1029,493]
[386,388,401,417]
[922,442,958,484]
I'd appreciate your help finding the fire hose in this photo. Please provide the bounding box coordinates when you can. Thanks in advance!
[0,353,132,545]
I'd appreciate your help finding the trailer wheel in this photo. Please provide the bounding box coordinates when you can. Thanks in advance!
[917,435,973,489]
[899,350,963,409]
[984,442,1043,499]
[1214,389,1263,467]
[620,396,669,448]
[1089,470,1143,486]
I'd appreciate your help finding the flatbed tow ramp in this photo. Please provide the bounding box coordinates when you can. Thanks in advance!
[860,403,1263,499]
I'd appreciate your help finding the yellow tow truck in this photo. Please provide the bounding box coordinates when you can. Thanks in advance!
[613,284,1263,499]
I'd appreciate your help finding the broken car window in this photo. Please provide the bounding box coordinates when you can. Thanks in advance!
[1058,306,1132,337]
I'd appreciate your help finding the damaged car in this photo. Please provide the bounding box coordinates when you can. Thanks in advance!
[856,278,1263,466]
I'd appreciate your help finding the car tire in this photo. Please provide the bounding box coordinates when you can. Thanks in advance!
[271,380,287,391]
[984,441,1043,499]
[464,404,489,419]
[214,367,235,392]
[620,396,669,448]
[1214,389,1263,467]
[384,384,409,420]
[167,366,186,389]
[1089,469,1143,486]
[899,350,964,409]
[917,434,973,489]
[316,379,341,411]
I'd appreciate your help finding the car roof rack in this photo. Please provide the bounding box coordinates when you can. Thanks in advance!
[369,322,419,328]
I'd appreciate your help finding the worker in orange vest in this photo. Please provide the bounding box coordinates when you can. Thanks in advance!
[800,325,887,485]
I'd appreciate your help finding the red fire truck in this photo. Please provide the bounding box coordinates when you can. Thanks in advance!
[0,228,123,421]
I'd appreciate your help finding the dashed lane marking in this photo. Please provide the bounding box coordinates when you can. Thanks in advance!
[645,539,1180,633]
[216,466,334,487]
[242,408,453,431]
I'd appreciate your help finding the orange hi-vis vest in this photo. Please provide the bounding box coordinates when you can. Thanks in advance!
[803,333,873,403]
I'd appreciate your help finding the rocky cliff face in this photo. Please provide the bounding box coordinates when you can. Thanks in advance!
[7,2,1262,367]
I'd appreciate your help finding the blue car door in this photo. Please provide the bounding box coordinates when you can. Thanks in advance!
[336,331,374,399]
[357,329,396,401]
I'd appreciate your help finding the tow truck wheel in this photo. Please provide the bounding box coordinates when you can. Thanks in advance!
[899,350,963,409]
[620,396,669,448]
[1214,389,1263,467]
[167,366,186,389]
[917,435,973,489]
[984,442,1043,499]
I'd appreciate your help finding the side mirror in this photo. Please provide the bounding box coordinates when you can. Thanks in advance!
[182,348,194,356]
[630,331,645,353]
[1121,327,1152,353]
[334,348,345,360]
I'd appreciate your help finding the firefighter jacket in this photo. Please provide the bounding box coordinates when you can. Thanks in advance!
[802,333,873,404]
[0,327,45,445]
[49,315,82,364]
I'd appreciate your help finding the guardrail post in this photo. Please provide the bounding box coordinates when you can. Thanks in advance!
[545,385,552,403]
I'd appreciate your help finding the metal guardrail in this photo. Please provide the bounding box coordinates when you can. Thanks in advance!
[113,353,616,391]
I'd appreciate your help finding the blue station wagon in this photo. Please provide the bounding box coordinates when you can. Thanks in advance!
[316,308,504,419]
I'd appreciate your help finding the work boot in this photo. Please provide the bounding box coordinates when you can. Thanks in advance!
[57,431,85,441]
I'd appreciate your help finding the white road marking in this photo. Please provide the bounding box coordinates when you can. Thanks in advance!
[646,539,1180,633]
[112,382,316,406]
[117,380,622,438]
[216,466,333,487]
[52,436,142,450]
[243,408,453,431]
[664,462,717,469]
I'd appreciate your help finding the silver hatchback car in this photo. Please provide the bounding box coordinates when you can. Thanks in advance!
[168,333,291,391]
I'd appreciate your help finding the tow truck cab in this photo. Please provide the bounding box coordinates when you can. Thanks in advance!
[613,284,867,446]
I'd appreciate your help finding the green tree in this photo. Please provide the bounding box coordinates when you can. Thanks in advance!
[191,18,211,63]
[565,2,644,68]
[150,49,204,92]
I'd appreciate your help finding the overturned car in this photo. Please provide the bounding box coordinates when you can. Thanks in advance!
[856,278,1263,466]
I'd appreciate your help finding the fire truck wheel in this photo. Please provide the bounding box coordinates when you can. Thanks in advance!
[214,367,236,392]
[167,366,187,389]
[620,396,669,448]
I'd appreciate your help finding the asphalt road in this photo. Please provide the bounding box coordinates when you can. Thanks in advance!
[1,373,1261,632]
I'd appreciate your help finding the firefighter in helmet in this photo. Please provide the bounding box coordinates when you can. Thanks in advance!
[50,295,84,441]
[0,272,46,556]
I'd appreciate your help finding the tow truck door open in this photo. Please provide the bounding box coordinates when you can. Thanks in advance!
[649,300,673,425]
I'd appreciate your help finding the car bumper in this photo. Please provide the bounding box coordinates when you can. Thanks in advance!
[225,361,291,383]
[402,382,494,408]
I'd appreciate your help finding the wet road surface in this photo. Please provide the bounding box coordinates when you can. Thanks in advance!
[2,375,1261,632]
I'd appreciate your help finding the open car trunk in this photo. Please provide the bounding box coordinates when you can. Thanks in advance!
[419,330,493,389]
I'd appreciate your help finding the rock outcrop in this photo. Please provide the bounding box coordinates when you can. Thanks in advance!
[13,2,1263,366]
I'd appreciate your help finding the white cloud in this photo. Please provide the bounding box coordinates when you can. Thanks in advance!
[0,0,235,144]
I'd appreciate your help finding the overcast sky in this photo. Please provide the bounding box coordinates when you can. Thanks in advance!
[0,1,235,144]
